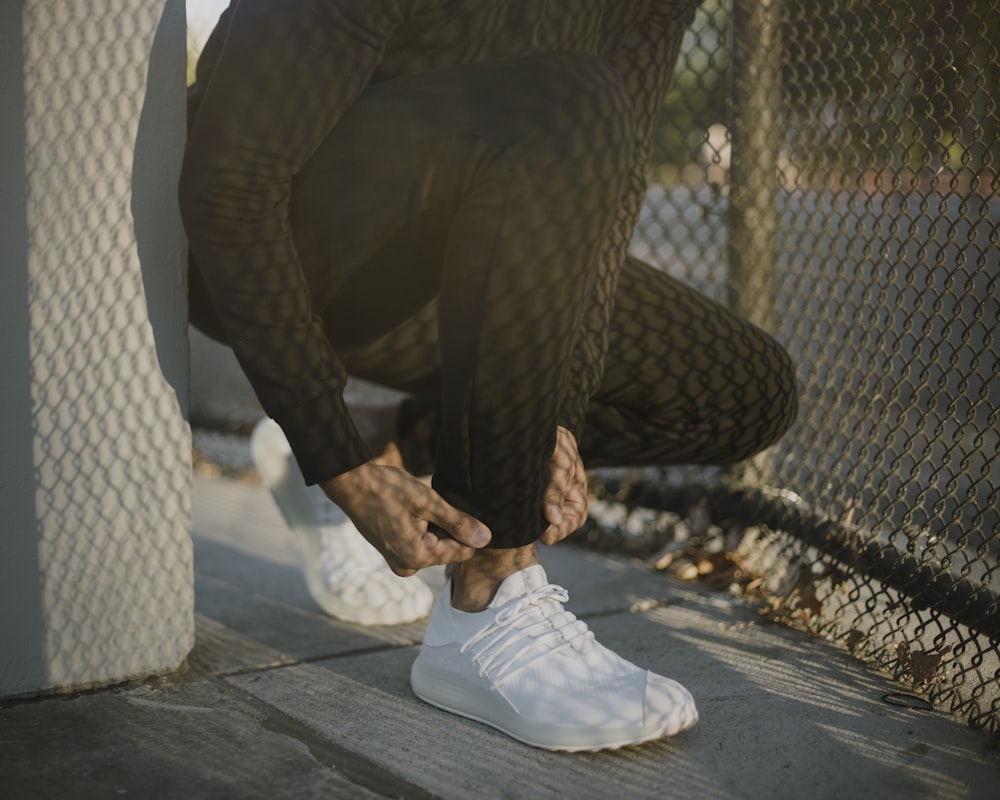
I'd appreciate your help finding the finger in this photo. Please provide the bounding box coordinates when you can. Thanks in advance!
[543,492,588,546]
[540,524,563,546]
[543,485,564,526]
[562,493,588,532]
[556,427,579,457]
[551,449,573,472]
[420,493,492,548]
[421,532,479,566]
[543,503,572,543]
[386,523,477,573]
[541,518,574,546]
[542,514,573,545]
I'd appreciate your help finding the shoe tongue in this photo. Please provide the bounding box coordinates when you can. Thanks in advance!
[489,565,549,608]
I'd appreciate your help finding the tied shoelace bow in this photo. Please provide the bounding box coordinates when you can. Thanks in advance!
[460,583,595,690]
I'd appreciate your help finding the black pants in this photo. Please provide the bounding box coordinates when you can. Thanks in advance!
[190,54,798,548]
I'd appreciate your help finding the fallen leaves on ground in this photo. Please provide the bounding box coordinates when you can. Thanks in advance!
[895,642,953,690]
[580,490,963,704]
[581,493,868,635]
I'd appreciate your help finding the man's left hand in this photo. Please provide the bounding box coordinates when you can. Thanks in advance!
[540,426,588,545]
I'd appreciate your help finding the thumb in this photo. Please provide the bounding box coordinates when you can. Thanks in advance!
[425,496,492,548]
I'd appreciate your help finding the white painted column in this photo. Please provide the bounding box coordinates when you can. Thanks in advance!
[0,0,193,696]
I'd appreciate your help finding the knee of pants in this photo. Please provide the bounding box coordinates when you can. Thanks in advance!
[770,342,800,445]
[507,53,637,174]
[733,337,799,461]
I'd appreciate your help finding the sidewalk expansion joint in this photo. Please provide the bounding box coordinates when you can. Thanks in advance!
[205,641,419,681]
[208,597,687,681]
[209,674,441,800]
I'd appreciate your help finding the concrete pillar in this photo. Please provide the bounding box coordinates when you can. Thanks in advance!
[0,0,192,696]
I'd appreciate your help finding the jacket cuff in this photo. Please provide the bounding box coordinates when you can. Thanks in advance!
[272,393,372,485]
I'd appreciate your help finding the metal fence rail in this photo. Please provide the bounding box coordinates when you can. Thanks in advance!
[630,0,999,733]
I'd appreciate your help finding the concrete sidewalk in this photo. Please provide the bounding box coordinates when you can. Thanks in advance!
[2,474,997,799]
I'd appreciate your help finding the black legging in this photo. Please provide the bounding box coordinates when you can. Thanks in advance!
[190,54,797,548]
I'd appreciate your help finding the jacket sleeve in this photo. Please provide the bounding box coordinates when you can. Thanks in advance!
[180,0,417,483]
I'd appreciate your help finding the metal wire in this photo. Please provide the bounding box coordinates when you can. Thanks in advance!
[633,0,999,734]
[183,0,998,733]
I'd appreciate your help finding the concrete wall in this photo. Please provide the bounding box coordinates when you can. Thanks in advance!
[0,0,193,696]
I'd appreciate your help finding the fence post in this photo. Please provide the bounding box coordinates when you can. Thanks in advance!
[728,0,783,329]
[728,0,785,484]
[0,0,193,696]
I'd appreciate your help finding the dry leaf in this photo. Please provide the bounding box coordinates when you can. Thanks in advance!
[794,566,823,618]
[895,642,912,674]
[894,643,952,689]
[776,564,824,620]
[649,540,689,571]
[675,560,701,581]
[698,553,729,575]
[909,646,952,689]
[827,568,851,591]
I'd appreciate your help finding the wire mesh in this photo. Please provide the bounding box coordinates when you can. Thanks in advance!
[184,1,997,732]
[629,0,999,733]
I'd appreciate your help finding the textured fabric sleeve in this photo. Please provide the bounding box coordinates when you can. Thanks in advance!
[180,0,417,483]
[557,0,702,439]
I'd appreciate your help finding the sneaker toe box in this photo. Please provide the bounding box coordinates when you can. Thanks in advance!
[643,672,698,735]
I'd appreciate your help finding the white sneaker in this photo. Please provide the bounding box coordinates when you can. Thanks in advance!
[410,564,698,751]
[250,418,433,625]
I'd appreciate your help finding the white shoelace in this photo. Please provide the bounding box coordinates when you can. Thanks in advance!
[460,584,595,690]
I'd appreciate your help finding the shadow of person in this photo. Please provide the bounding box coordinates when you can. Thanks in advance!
[130,0,188,416]
[0,0,48,696]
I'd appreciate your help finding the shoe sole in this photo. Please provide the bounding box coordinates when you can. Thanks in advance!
[410,656,698,752]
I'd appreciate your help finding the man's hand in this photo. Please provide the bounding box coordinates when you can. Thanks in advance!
[540,426,588,545]
[322,462,491,576]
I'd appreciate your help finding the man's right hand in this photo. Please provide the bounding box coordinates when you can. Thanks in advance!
[321,462,491,576]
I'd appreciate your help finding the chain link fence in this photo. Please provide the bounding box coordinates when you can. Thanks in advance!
[621,0,999,734]
[184,1,997,732]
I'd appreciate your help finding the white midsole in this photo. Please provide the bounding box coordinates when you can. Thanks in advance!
[410,655,673,752]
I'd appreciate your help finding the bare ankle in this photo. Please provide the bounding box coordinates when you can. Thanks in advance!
[450,544,539,612]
